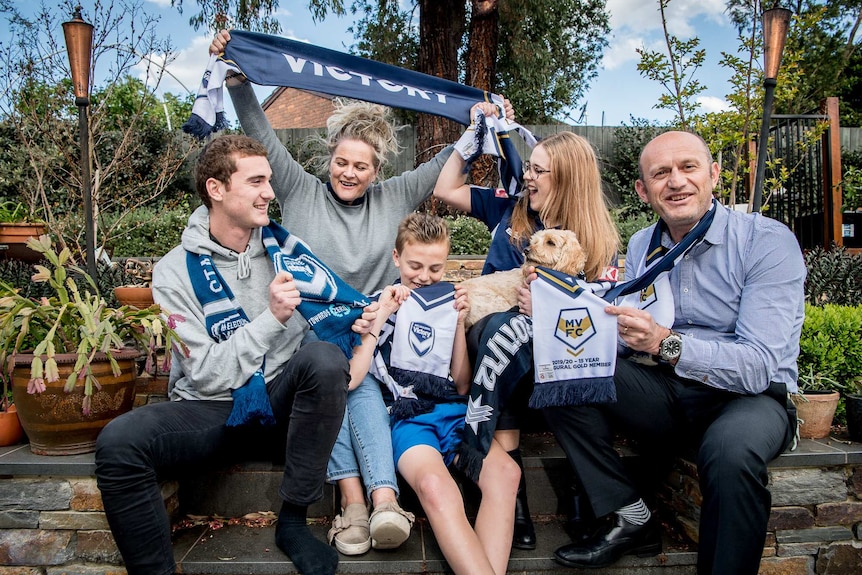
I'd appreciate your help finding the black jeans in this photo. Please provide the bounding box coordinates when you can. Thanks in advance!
[95,342,349,575]
[543,358,794,575]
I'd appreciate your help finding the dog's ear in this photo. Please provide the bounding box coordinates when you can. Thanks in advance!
[556,233,587,275]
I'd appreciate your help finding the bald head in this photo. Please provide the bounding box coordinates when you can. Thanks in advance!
[638,131,713,181]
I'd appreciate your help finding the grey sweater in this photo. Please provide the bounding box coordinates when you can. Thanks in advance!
[153,206,307,401]
[228,82,453,294]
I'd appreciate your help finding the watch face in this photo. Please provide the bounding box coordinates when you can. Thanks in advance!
[661,334,682,360]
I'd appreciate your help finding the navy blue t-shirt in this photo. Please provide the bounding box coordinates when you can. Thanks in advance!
[469,185,542,275]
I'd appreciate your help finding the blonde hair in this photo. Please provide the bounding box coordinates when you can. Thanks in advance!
[510,132,619,281]
[308,98,401,177]
[395,212,451,253]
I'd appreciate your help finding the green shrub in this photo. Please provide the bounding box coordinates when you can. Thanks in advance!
[798,303,862,394]
[103,206,190,258]
[804,244,862,307]
[446,215,491,255]
[613,209,657,254]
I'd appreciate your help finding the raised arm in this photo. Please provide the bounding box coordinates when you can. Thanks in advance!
[432,100,513,213]
[450,284,472,394]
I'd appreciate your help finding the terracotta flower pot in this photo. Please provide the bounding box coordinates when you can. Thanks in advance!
[0,404,24,446]
[113,286,154,309]
[0,222,47,262]
[10,350,140,455]
[792,390,840,439]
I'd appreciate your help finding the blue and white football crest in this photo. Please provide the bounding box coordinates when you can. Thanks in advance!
[409,322,435,357]
[554,308,596,354]
[275,253,338,302]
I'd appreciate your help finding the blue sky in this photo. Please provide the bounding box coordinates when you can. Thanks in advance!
[5,0,745,126]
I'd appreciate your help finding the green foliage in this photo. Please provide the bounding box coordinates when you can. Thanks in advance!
[613,210,657,254]
[0,1,198,260]
[0,236,187,414]
[446,216,491,256]
[804,244,862,307]
[602,118,666,219]
[496,0,610,124]
[102,207,190,258]
[0,202,34,223]
[840,149,862,210]
[798,303,862,394]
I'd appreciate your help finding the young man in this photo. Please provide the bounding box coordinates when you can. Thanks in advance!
[95,135,370,575]
[347,213,520,575]
[544,131,805,574]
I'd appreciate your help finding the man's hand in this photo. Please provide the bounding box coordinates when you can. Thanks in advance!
[605,305,671,355]
[269,272,301,324]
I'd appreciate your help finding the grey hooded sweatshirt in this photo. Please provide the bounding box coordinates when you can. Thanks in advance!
[153,206,307,402]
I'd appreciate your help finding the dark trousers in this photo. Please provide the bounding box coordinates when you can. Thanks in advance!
[95,342,349,575]
[543,358,794,575]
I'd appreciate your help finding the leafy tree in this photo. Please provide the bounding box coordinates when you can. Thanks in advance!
[727,0,862,124]
[181,0,610,159]
[636,0,706,129]
[0,0,197,260]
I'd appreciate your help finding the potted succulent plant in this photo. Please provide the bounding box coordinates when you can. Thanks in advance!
[0,236,187,455]
[0,373,23,447]
[113,258,155,309]
[0,201,47,262]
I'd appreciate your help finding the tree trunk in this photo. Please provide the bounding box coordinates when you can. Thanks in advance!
[466,0,500,188]
[415,0,465,170]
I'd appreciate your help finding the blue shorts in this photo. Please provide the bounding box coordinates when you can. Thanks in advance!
[391,402,467,468]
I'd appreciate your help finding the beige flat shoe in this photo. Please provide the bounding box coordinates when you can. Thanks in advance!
[327,503,371,555]
[369,501,415,550]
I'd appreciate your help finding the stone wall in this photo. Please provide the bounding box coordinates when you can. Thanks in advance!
[660,458,862,574]
[0,476,178,575]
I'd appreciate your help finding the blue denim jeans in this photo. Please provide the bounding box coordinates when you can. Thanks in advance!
[95,342,349,575]
[326,373,399,498]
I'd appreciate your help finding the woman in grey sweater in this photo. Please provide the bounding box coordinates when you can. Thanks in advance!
[210,30,456,558]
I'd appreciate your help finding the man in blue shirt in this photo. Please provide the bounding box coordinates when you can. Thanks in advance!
[544,130,804,574]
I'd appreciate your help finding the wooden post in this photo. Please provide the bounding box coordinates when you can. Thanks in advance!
[822,97,842,248]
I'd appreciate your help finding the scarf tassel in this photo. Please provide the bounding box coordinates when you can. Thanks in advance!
[528,377,617,410]
[226,376,276,427]
[454,441,486,483]
[331,331,362,361]
[389,397,436,421]
[388,367,452,400]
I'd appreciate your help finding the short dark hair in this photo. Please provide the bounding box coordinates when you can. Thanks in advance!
[195,135,268,208]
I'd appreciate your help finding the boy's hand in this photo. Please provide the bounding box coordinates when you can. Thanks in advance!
[454,284,470,325]
[378,285,410,316]
[351,301,380,335]
[210,30,231,55]
[517,284,532,317]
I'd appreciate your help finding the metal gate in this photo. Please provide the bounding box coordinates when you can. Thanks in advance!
[759,100,841,251]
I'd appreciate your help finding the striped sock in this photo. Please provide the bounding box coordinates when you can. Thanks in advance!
[615,499,651,526]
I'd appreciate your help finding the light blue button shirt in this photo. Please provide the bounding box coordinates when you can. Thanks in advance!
[625,205,806,394]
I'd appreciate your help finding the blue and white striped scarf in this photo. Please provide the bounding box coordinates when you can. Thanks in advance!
[186,220,369,426]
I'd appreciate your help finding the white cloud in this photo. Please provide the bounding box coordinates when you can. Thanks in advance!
[601,36,646,70]
[697,95,732,114]
[144,0,172,8]
[134,35,212,97]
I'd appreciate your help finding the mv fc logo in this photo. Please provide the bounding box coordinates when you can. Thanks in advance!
[555,308,596,353]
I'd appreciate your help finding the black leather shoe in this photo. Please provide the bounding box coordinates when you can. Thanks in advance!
[509,449,536,550]
[512,483,536,550]
[553,514,661,568]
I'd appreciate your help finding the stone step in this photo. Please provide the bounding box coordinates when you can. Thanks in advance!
[171,517,698,575]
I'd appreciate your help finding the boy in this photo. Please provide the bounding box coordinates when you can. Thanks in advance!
[348,212,520,575]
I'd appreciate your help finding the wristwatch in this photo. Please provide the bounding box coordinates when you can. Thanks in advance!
[658,331,683,363]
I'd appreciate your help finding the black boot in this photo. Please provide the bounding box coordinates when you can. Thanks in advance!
[509,448,536,550]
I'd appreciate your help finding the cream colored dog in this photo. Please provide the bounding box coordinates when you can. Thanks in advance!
[460,229,587,328]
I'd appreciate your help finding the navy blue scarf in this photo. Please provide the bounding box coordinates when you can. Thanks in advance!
[184,30,498,138]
